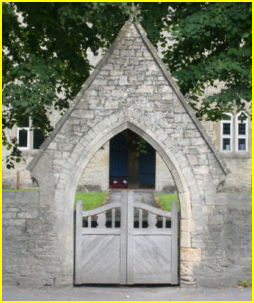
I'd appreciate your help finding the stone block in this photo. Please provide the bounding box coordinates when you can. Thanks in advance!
[181,247,201,262]
[180,231,191,247]
[119,76,128,85]
[179,192,192,219]
[181,261,194,276]
[136,86,154,94]
[104,101,119,109]
[17,210,39,219]
[3,212,17,219]
[181,219,196,233]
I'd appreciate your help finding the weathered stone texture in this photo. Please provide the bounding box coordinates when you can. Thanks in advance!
[155,153,176,192]
[193,193,252,287]
[77,142,109,192]
[3,21,251,288]
[3,192,251,287]
[3,192,59,287]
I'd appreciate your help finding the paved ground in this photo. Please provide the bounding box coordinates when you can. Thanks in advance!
[3,285,252,301]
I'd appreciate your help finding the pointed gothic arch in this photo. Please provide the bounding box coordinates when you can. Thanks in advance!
[27,19,226,287]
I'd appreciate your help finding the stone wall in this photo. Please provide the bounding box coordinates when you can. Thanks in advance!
[193,193,252,287]
[3,119,251,192]
[2,191,58,287]
[2,191,251,287]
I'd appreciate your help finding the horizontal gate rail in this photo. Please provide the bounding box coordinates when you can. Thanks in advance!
[81,229,121,235]
[81,201,121,217]
[134,201,172,217]
[133,229,172,235]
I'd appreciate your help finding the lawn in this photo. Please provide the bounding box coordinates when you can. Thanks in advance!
[155,193,180,211]
[75,192,107,210]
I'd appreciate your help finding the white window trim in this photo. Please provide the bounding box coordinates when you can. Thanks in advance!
[236,112,248,152]
[17,127,30,150]
[221,113,233,152]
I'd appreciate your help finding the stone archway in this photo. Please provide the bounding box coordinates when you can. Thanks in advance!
[30,117,202,286]
[28,19,226,287]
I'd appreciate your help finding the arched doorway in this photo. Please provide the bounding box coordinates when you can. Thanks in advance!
[109,130,155,189]
[73,125,182,285]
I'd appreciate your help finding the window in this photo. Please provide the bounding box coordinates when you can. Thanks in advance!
[236,112,248,152]
[17,117,30,150]
[33,129,45,149]
[221,113,232,152]
[17,118,45,150]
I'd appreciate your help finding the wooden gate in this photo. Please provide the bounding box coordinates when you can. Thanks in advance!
[75,190,178,285]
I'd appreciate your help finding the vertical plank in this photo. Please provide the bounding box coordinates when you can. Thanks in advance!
[97,212,106,228]
[75,200,83,284]
[162,216,166,229]
[171,201,178,284]
[120,190,128,284]
[127,190,134,285]
[88,216,91,228]
[139,209,142,228]
[112,208,115,228]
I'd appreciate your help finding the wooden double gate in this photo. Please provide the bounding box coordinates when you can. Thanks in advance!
[75,190,178,285]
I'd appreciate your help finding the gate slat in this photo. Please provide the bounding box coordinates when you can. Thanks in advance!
[127,191,134,284]
[162,216,166,228]
[120,190,128,284]
[112,208,115,228]
[88,216,91,228]
[138,209,142,228]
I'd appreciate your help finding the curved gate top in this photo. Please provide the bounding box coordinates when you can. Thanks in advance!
[75,190,178,285]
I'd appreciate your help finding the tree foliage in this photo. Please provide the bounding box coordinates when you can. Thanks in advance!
[3,2,252,167]
[162,2,252,120]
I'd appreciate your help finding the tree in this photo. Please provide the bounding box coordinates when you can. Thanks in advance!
[3,2,251,167]
[162,2,252,121]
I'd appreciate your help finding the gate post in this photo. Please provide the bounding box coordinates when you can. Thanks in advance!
[75,200,83,284]
[120,190,128,284]
[127,190,134,284]
[171,201,178,284]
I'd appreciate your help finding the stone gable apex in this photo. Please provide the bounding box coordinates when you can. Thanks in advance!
[28,19,227,174]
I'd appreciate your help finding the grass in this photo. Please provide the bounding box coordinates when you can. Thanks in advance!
[155,193,180,211]
[75,192,107,210]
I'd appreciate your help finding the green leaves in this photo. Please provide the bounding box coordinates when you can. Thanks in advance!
[162,2,251,120]
[3,3,252,168]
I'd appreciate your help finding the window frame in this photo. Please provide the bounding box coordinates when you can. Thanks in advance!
[17,126,30,150]
[236,111,248,152]
[220,113,233,152]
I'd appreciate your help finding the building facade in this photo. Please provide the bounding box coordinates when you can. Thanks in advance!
[3,108,251,192]
[2,29,251,193]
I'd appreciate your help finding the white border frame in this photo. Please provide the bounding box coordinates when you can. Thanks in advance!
[220,113,233,152]
[17,127,30,150]
[236,111,248,152]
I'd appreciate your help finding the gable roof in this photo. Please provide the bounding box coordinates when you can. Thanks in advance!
[28,19,228,175]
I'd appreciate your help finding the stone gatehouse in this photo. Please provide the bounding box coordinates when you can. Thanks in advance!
[3,19,251,288]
